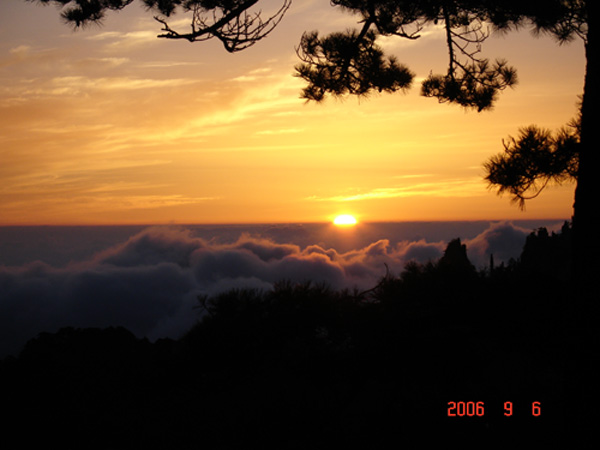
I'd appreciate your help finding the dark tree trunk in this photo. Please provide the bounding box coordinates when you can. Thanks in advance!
[567,4,599,442]
[573,2,600,296]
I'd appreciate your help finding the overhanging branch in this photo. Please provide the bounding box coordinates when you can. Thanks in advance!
[154,0,291,52]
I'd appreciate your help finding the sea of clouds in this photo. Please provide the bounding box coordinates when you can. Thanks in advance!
[0,220,564,358]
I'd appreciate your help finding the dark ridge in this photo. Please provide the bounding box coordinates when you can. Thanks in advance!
[1,221,587,448]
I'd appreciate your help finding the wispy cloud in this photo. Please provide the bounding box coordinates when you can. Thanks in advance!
[138,61,203,69]
[255,128,304,136]
[0,44,64,68]
[49,75,195,92]
[307,178,486,202]
[89,194,219,210]
[85,30,159,50]
[392,173,435,179]
[377,25,444,50]
[2,75,197,103]
[231,67,274,82]
[2,194,218,214]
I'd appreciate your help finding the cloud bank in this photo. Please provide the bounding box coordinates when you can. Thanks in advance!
[0,221,540,358]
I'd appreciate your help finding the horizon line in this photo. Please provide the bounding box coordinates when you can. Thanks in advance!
[0,218,571,227]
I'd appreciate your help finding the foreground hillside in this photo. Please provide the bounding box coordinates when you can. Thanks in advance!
[1,223,593,448]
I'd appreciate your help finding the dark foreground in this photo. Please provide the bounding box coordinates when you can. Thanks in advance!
[1,223,596,448]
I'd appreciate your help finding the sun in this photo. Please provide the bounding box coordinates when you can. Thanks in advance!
[333,214,358,226]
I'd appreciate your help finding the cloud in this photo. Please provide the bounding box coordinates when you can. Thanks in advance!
[47,76,195,94]
[3,74,196,103]
[464,221,533,268]
[0,45,64,68]
[85,30,160,50]
[307,178,486,202]
[92,227,206,267]
[255,128,304,135]
[0,259,197,360]
[0,221,541,358]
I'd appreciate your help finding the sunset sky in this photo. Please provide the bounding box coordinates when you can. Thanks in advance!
[0,0,585,225]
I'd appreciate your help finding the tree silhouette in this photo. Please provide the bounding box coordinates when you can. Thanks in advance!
[483,115,580,209]
[31,2,599,291]
[295,1,520,111]
[290,1,596,289]
[29,0,291,52]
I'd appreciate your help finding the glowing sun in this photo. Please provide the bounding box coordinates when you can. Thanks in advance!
[333,214,358,226]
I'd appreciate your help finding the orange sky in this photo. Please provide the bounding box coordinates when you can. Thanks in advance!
[0,1,585,225]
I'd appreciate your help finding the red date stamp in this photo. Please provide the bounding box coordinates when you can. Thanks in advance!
[447,401,541,417]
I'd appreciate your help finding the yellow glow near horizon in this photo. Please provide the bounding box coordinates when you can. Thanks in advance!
[333,215,358,226]
[0,2,584,225]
